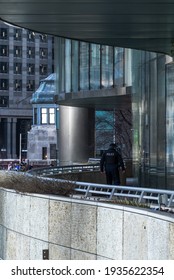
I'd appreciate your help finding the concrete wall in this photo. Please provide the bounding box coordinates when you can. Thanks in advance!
[0,187,174,260]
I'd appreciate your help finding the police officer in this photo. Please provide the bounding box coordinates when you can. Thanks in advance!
[100,143,125,185]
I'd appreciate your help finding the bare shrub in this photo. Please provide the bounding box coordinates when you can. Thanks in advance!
[0,171,76,196]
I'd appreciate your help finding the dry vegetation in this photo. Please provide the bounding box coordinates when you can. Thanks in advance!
[0,170,76,196]
[1,171,173,213]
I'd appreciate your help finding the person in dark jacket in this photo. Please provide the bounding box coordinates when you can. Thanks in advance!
[100,143,125,185]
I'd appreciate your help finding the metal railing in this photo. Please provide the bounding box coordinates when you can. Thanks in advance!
[28,164,174,209]
[28,163,100,176]
[73,182,174,208]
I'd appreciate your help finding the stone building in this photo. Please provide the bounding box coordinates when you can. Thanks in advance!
[27,73,58,165]
[0,21,54,161]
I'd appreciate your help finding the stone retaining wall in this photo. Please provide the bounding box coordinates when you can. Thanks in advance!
[0,188,174,259]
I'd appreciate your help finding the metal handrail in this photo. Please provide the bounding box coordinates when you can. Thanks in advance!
[28,163,100,176]
[73,182,174,208]
[28,164,174,208]
[38,174,174,208]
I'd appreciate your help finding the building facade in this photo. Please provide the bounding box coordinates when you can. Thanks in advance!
[27,73,58,165]
[1,1,174,189]
[54,37,174,190]
[0,21,54,161]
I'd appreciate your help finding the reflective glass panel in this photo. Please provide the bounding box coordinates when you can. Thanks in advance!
[114,48,124,86]
[166,62,174,188]
[72,40,79,92]
[90,44,100,89]
[80,42,89,90]
[65,39,71,92]
[101,45,113,88]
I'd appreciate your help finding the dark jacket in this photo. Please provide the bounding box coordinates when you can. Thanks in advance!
[100,147,125,172]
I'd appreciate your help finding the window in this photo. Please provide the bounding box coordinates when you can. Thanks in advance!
[40,108,55,124]
[14,79,22,91]
[41,108,47,124]
[27,64,35,75]
[14,63,22,74]
[0,28,8,39]
[26,80,35,91]
[42,147,47,160]
[14,46,22,57]
[80,42,89,90]
[0,62,8,73]
[39,34,48,42]
[27,47,35,58]
[50,144,56,159]
[0,45,8,56]
[0,79,9,90]
[0,96,9,107]
[52,49,54,60]
[14,28,22,40]
[114,47,124,86]
[101,45,113,88]
[65,39,71,92]
[27,31,35,41]
[34,108,37,125]
[40,48,48,58]
[49,108,55,124]
[72,40,79,92]
[90,44,101,89]
[40,64,47,75]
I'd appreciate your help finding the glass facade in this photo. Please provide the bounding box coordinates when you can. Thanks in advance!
[90,44,100,90]
[55,37,174,190]
[65,39,71,92]
[131,50,174,189]
[56,38,127,94]
[101,45,113,88]
[114,48,124,86]
[71,40,79,92]
[166,62,174,188]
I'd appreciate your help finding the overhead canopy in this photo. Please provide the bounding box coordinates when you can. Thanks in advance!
[0,0,174,55]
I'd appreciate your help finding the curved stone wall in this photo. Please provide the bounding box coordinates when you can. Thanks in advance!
[0,188,174,260]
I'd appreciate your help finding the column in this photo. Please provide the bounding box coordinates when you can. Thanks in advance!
[59,106,95,165]
[7,117,12,159]
[12,118,17,159]
[55,37,95,165]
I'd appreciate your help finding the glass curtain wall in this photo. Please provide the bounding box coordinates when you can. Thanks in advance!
[55,36,174,189]
[166,62,174,188]
[65,39,71,92]
[132,49,171,189]
[101,45,113,88]
[72,40,79,92]
[80,42,89,90]
[56,37,125,94]
[156,55,166,188]
[90,43,100,89]
[114,47,124,86]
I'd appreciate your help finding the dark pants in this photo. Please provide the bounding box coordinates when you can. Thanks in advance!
[105,164,120,185]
